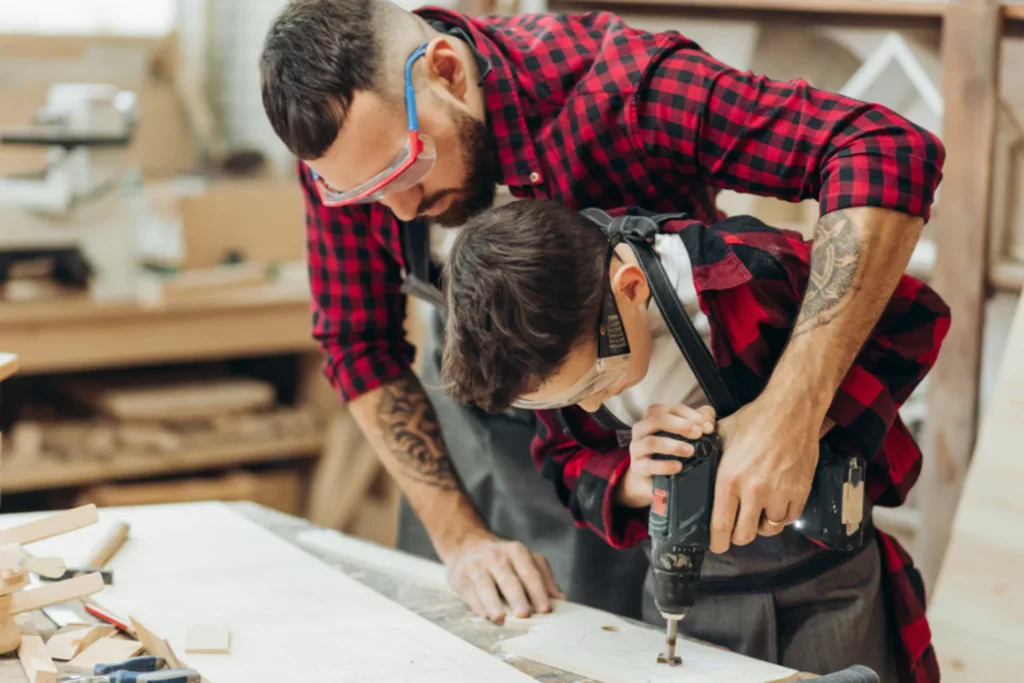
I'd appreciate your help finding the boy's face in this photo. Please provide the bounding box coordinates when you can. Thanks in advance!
[517,245,655,412]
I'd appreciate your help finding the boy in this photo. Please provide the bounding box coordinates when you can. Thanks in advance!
[440,199,950,683]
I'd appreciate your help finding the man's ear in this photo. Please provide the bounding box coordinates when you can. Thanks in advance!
[424,37,468,101]
[611,264,650,307]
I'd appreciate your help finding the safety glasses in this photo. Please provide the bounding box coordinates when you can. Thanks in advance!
[512,247,631,411]
[309,43,436,207]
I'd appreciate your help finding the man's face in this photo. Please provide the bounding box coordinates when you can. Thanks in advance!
[304,40,499,225]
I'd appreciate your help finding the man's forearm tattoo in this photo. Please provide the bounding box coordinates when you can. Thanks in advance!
[376,370,459,490]
[793,210,862,337]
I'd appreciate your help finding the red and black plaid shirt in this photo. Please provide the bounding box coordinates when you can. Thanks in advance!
[301,7,946,681]
[532,214,950,683]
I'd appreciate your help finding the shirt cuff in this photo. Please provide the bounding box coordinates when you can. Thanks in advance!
[603,457,652,550]
[818,151,942,221]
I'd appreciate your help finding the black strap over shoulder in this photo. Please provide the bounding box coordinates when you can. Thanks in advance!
[580,208,741,418]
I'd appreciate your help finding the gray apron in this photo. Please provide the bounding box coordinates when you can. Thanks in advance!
[395,219,651,618]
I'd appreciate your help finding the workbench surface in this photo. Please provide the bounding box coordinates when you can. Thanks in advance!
[0,503,579,682]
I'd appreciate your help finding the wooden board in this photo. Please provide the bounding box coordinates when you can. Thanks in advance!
[8,573,105,615]
[17,635,57,683]
[916,0,1003,593]
[501,607,797,683]
[928,298,1024,681]
[0,506,99,548]
[59,376,275,421]
[295,527,450,592]
[23,502,539,683]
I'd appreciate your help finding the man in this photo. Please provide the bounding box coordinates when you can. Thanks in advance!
[259,0,943,627]
[440,199,950,681]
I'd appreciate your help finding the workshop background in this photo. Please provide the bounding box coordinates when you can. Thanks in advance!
[0,0,1020,627]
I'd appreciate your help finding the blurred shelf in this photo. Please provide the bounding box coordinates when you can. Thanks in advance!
[991,260,1024,292]
[0,282,316,374]
[0,353,17,382]
[1,434,323,493]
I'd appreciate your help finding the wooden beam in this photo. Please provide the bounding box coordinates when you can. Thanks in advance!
[917,0,1002,593]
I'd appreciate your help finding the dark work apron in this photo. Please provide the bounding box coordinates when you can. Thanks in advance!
[395,218,651,618]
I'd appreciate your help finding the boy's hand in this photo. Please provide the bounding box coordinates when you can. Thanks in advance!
[615,404,717,508]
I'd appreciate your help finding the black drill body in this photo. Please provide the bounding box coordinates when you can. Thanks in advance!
[648,431,720,625]
[647,429,867,663]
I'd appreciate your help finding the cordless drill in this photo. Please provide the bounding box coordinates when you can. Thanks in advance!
[647,430,867,666]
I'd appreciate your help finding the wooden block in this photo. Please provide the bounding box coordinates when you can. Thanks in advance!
[18,634,57,683]
[44,626,90,661]
[67,636,143,673]
[0,505,99,548]
[184,624,230,654]
[129,618,182,669]
[0,570,30,596]
[9,573,105,615]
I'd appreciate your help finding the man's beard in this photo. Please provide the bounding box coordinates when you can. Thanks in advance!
[425,108,500,227]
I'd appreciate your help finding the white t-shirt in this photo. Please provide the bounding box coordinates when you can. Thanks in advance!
[603,234,711,426]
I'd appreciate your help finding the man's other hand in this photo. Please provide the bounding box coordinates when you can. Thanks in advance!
[711,396,820,554]
[445,536,565,623]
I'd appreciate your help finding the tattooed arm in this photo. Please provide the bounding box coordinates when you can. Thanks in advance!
[347,369,562,622]
[710,207,922,553]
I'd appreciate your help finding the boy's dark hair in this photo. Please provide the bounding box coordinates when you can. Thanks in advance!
[442,200,608,413]
[260,0,383,160]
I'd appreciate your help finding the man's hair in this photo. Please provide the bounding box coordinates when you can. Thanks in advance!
[260,0,397,159]
[441,200,609,413]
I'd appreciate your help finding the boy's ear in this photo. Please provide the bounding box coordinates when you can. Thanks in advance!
[424,37,468,100]
[611,264,649,306]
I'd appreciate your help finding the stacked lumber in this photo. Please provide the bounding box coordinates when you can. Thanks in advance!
[3,374,323,466]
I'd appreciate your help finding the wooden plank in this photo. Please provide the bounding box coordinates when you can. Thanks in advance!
[928,298,1024,681]
[917,0,1003,592]
[129,618,182,670]
[17,635,57,683]
[60,376,275,421]
[44,627,91,662]
[501,607,797,683]
[8,573,105,615]
[0,353,16,383]
[0,436,321,493]
[0,506,99,548]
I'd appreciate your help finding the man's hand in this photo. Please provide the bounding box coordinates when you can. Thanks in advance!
[708,206,922,555]
[616,404,717,508]
[445,535,564,624]
[711,396,820,553]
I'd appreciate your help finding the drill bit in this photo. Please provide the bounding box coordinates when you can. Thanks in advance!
[656,617,682,666]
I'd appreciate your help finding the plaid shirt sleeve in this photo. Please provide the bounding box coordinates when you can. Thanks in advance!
[632,43,946,219]
[531,409,650,549]
[300,164,415,402]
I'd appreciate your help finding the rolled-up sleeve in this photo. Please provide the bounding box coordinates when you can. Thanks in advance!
[301,164,415,402]
[631,43,946,219]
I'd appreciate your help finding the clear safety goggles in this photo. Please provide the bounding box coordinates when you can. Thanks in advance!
[309,43,436,207]
[512,249,631,411]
